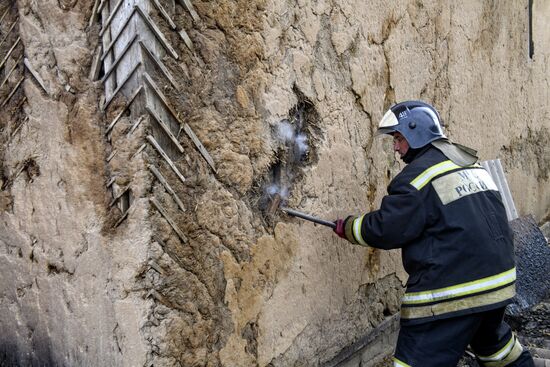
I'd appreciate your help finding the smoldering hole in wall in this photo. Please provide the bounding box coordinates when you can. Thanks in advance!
[255,88,323,226]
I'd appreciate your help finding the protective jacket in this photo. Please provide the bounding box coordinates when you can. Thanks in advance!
[343,145,516,325]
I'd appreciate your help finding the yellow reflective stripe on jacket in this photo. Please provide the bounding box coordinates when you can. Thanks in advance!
[410,160,483,190]
[393,357,412,367]
[352,215,369,246]
[402,268,516,305]
[477,334,523,367]
[410,160,461,189]
[401,283,515,320]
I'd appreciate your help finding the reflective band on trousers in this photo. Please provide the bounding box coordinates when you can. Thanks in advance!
[393,357,412,367]
[477,334,523,367]
[353,215,368,246]
[401,283,515,320]
[402,268,516,305]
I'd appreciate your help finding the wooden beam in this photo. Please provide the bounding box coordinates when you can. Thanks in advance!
[88,0,100,28]
[89,45,103,81]
[177,0,200,23]
[102,61,141,111]
[126,114,146,137]
[0,37,21,70]
[150,197,188,243]
[143,72,217,174]
[146,135,186,184]
[145,105,184,154]
[181,123,217,173]
[151,0,176,29]
[99,0,125,37]
[105,85,143,135]
[135,5,178,60]
[0,17,19,49]
[24,58,49,94]
[101,33,138,84]
[1,76,24,108]
[149,164,186,212]
[139,41,180,91]
[0,54,22,90]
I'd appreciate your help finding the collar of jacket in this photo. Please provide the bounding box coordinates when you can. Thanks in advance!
[430,138,478,166]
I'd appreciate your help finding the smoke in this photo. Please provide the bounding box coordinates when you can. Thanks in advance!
[266,184,289,199]
[274,118,309,162]
[262,105,311,213]
[276,120,295,143]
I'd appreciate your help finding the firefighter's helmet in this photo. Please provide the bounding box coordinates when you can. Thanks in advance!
[377,101,446,149]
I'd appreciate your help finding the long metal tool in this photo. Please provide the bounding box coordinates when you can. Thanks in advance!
[280,207,336,229]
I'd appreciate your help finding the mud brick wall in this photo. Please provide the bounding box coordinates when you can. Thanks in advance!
[0,1,548,366]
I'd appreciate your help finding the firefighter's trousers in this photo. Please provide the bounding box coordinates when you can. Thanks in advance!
[393,307,535,367]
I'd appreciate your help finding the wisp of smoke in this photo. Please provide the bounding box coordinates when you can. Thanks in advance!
[266,184,289,199]
[276,120,295,143]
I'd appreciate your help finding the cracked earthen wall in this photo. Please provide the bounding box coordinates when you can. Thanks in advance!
[0,0,548,366]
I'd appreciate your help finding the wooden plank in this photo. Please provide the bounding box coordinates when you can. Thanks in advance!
[182,123,217,173]
[89,45,103,81]
[105,85,142,135]
[146,289,167,303]
[0,7,9,25]
[106,149,118,162]
[0,54,22,90]
[178,29,194,52]
[0,37,20,70]
[151,0,176,29]
[177,0,200,23]
[97,0,107,14]
[101,7,136,61]
[150,197,188,243]
[143,72,217,174]
[148,260,165,275]
[24,58,49,94]
[139,41,179,91]
[127,114,146,137]
[142,72,180,125]
[10,116,28,139]
[99,0,125,37]
[88,0,100,28]
[109,185,129,207]
[131,143,147,159]
[149,164,186,212]
[102,61,141,111]
[146,135,186,184]
[1,75,24,108]
[145,105,184,153]
[135,5,179,60]
[0,17,19,49]
[114,208,130,227]
[106,176,117,187]
[101,33,138,84]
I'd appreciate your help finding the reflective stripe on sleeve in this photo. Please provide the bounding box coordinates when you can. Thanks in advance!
[477,334,523,367]
[393,357,412,367]
[352,215,369,246]
[401,283,515,320]
[402,268,516,305]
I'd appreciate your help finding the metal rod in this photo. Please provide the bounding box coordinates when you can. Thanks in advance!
[280,207,336,229]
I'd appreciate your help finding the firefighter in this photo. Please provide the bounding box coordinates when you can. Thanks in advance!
[333,101,535,367]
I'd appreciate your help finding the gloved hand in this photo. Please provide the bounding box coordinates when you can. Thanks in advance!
[334,218,347,239]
